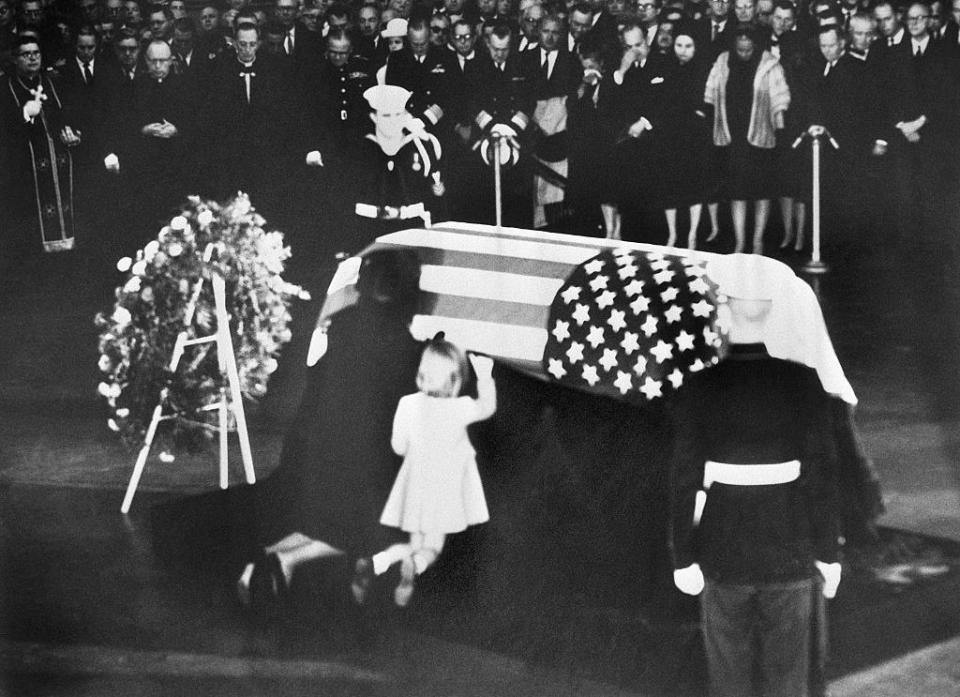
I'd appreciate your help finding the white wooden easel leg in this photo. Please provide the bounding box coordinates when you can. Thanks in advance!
[121,402,165,514]
[218,387,229,490]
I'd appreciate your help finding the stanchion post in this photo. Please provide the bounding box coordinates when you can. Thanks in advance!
[492,132,503,231]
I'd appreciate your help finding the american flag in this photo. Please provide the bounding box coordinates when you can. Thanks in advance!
[313,222,725,394]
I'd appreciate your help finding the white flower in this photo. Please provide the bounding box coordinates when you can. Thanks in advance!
[179,279,190,295]
[158,451,175,463]
[112,306,132,327]
[98,354,113,372]
[123,276,142,294]
[197,210,213,227]
[116,256,133,272]
[107,418,120,432]
[98,382,121,399]
[141,286,154,303]
[168,242,184,257]
[116,408,130,418]
[144,240,160,261]
[170,215,189,231]
[131,260,147,276]
[263,357,278,374]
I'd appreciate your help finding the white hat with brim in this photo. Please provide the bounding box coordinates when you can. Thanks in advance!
[381,17,408,38]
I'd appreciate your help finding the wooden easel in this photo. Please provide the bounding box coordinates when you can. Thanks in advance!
[120,256,256,514]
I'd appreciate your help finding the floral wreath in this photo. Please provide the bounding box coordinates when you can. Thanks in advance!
[95,194,309,451]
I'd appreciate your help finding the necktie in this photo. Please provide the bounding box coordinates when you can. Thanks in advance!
[82,62,92,84]
[712,22,721,41]
[541,52,550,80]
[914,45,923,57]
[240,65,255,102]
[888,36,894,46]
[823,61,831,76]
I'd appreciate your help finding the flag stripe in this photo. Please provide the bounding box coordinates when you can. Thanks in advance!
[420,264,564,306]
[422,292,548,328]
[397,246,576,279]
[410,314,548,361]
[377,227,600,266]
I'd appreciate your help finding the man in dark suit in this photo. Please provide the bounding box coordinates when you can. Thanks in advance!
[700,0,736,61]
[273,0,323,74]
[522,13,580,227]
[611,18,673,242]
[466,22,535,225]
[204,22,294,216]
[384,16,457,135]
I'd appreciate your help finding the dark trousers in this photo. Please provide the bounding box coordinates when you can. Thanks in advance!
[701,578,814,697]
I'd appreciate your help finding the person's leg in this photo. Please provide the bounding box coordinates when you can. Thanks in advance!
[731,200,747,253]
[756,579,813,697]
[779,196,795,248]
[665,208,678,247]
[753,199,771,255]
[602,203,621,240]
[394,532,447,607]
[701,581,758,697]
[794,202,806,251]
[706,202,720,241]
[688,203,703,249]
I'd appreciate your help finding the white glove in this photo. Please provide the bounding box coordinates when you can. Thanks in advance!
[673,564,705,596]
[407,117,427,136]
[469,353,494,377]
[305,150,324,166]
[489,122,518,139]
[814,561,841,599]
[104,153,120,172]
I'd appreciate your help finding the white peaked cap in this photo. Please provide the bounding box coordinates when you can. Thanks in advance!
[363,83,412,112]
[705,253,857,405]
[381,17,408,38]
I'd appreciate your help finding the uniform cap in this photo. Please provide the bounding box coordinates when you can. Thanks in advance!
[363,83,412,112]
[381,17,408,38]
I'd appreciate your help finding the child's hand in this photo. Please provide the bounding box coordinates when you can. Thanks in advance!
[468,354,494,377]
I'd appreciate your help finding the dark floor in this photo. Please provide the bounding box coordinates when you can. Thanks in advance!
[1,200,959,695]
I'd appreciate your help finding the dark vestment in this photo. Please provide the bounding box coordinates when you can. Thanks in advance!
[0,72,77,260]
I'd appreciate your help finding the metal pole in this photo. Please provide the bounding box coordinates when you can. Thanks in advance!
[805,132,829,274]
[493,133,503,231]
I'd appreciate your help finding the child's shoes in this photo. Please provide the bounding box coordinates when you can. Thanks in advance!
[394,554,417,607]
[351,557,374,605]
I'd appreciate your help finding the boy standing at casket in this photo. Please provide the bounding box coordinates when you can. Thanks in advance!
[669,254,852,697]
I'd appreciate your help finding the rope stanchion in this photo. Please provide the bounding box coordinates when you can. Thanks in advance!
[793,125,839,275]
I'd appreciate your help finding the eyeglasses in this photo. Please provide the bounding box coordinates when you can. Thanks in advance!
[18,50,41,57]
[453,33,473,40]
[907,14,929,21]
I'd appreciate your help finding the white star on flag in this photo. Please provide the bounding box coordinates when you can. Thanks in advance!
[608,309,627,332]
[664,304,683,324]
[618,263,638,280]
[650,339,674,363]
[692,299,714,317]
[582,363,600,386]
[685,262,706,277]
[566,341,585,363]
[572,303,591,325]
[621,331,640,354]
[596,290,616,309]
[599,348,619,371]
[552,320,570,342]
[586,325,605,348]
[624,279,645,297]
[614,371,633,394]
[640,314,658,337]
[654,268,675,285]
[649,255,670,270]
[676,330,695,352]
[613,248,633,263]
[689,277,711,295]
[633,354,647,375]
[630,295,651,315]
[584,258,605,275]
[561,286,582,304]
[668,368,684,388]
[690,358,705,372]
[589,275,609,292]
[547,358,567,379]
[639,376,663,399]
[703,326,718,345]
[660,286,679,303]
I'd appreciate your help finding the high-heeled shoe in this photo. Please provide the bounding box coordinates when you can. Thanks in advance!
[264,552,290,600]
[351,557,374,606]
[394,555,417,608]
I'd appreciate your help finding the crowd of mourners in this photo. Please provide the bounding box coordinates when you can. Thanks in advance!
[2,0,960,267]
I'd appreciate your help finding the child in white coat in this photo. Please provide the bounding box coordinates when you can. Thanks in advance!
[353,337,496,607]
